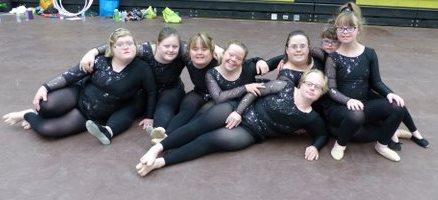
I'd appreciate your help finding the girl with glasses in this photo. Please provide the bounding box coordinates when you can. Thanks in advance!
[3,28,156,144]
[136,69,329,176]
[324,2,407,161]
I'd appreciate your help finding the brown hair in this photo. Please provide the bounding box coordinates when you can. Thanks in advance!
[283,30,312,65]
[157,26,180,44]
[321,25,338,40]
[105,28,136,57]
[188,32,215,54]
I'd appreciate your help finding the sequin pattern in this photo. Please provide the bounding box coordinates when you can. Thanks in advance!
[242,81,312,140]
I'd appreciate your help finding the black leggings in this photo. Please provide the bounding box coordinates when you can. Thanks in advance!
[153,86,185,129]
[24,87,139,138]
[327,98,404,146]
[160,102,255,165]
[165,91,208,133]
[368,92,417,132]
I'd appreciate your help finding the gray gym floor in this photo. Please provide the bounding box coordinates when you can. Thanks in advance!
[1,16,437,200]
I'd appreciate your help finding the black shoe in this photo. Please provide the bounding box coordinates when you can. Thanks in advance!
[388,140,402,151]
[411,137,430,148]
[86,120,111,145]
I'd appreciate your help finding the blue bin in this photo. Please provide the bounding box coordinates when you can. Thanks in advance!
[99,0,119,16]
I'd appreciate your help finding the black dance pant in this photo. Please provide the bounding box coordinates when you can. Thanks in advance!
[166,91,209,134]
[326,98,404,146]
[153,86,185,129]
[160,102,255,165]
[24,86,139,138]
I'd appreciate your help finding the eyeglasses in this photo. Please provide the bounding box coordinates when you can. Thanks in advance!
[114,42,135,48]
[321,39,340,46]
[336,26,357,33]
[302,81,323,91]
[287,43,308,50]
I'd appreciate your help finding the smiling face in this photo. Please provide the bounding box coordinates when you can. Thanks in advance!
[112,35,136,61]
[220,43,245,72]
[156,35,180,62]
[190,38,213,68]
[286,34,310,66]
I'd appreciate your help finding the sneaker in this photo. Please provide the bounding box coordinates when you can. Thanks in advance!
[86,120,111,145]
[162,7,181,23]
[330,142,346,160]
[375,143,400,162]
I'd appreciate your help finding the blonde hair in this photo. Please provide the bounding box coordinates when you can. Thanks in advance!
[298,69,329,94]
[225,40,248,60]
[188,32,215,54]
[105,28,136,57]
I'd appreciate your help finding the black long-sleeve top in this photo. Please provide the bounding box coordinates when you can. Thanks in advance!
[325,47,392,104]
[235,80,328,149]
[205,57,263,103]
[186,58,219,97]
[97,41,188,90]
[44,56,157,121]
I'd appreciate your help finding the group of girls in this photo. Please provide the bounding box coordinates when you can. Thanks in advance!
[3,2,429,177]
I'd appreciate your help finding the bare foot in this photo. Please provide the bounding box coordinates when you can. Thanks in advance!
[2,109,35,125]
[137,158,165,176]
[21,121,31,130]
[140,144,163,166]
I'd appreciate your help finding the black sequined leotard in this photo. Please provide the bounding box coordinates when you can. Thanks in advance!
[235,80,328,149]
[44,56,156,121]
[205,57,262,103]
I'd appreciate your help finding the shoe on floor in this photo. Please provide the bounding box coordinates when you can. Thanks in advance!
[86,120,111,145]
[162,7,181,23]
[150,127,167,139]
[143,6,157,19]
[411,137,430,148]
[388,140,402,151]
[375,143,400,162]
[331,142,346,160]
[395,129,412,139]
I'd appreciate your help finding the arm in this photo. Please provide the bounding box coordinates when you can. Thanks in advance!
[304,114,329,150]
[44,64,89,92]
[368,49,393,97]
[235,80,287,115]
[225,80,287,129]
[142,65,157,119]
[310,47,326,63]
[266,55,284,71]
[325,56,351,104]
[205,72,247,103]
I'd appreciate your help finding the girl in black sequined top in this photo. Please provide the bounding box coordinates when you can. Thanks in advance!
[2,28,156,145]
[80,27,187,133]
[326,3,405,161]
[135,70,329,177]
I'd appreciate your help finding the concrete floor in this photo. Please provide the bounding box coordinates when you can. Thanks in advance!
[1,16,438,200]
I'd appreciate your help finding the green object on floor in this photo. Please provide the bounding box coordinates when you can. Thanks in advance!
[144,6,157,19]
[162,7,181,23]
